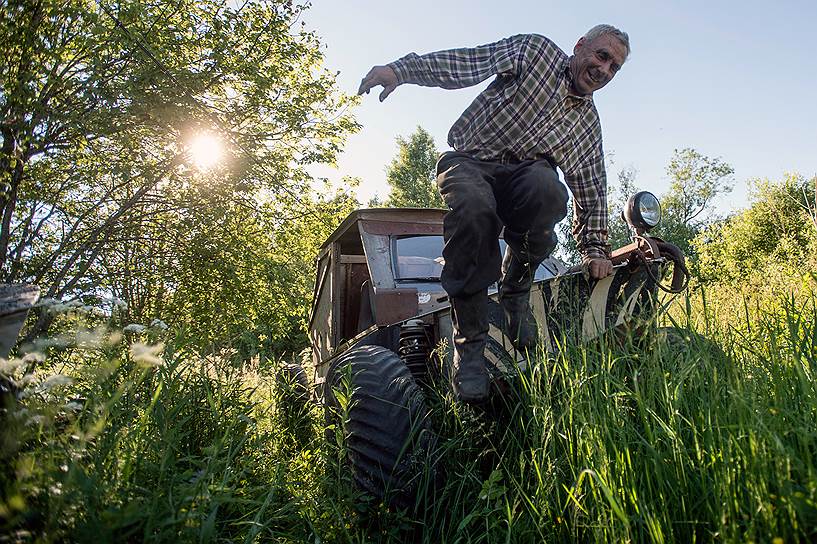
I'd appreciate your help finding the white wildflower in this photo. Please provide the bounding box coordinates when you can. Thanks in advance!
[26,414,45,426]
[106,330,123,346]
[22,352,45,364]
[39,374,73,390]
[63,401,84,412]
[76,329,106,349]
[123,324,146,334]
[130,342,164,368]
[149,319,169,331]
[32,335,70,350]
[0,358,24,375]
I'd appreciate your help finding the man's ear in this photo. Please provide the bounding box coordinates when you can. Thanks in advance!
[573,36,587,54]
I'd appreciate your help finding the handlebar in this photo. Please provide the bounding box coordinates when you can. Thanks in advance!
[609,236,690,294]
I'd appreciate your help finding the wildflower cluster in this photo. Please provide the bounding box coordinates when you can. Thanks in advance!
[38,295,128,319]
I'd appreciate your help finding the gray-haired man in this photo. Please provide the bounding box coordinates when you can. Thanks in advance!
[359,25,630,404]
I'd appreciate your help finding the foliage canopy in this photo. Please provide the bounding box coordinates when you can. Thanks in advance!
[0,0,359,353]
[694,173,816,285]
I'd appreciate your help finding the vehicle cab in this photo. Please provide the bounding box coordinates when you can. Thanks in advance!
[307,209,448,373]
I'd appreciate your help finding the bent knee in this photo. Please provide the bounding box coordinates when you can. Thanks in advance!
[535,167,568,221]
[550,180,569,219]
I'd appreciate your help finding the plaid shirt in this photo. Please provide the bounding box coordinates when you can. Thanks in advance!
[389,34,610,259]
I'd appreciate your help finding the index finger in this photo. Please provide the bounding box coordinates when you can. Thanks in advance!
[358,68,377,95]
[358,77,372,95]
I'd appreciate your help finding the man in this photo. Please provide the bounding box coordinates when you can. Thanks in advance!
[358,25,629,404]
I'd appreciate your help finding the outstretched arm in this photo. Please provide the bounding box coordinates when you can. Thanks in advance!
[357,34,531,101]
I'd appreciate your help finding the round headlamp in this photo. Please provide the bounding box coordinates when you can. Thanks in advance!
[624,191,661,232]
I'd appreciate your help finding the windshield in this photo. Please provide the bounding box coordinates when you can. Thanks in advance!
[392,235,563,282]
[393,236,445,280]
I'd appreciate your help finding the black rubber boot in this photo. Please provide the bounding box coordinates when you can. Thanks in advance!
[450,290,490,404]
[498,247,538,351]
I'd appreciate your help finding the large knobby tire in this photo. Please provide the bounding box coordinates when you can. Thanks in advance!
[324,345,434,510]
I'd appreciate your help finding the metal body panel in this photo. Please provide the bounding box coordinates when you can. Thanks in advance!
[373,288,419,326]
[318,208,446,251]
[360,231,394,290]
[360,219,443,236]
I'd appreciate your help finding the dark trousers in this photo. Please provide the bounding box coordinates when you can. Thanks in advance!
[435,151,569,298]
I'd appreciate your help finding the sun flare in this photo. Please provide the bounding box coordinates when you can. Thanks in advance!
[188,132,223,170]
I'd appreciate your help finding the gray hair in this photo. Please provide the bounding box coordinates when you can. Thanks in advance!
[584,24,630,60]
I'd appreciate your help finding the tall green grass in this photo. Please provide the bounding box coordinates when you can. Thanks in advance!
[2,286,816,542]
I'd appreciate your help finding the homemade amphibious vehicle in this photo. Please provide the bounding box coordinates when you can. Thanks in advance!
[306,192,689,506]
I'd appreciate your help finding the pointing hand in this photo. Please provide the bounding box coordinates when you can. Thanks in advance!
[358,65,399,102]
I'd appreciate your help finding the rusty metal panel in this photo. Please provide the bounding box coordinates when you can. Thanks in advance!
[360,229,395,290]
[373,288,419,326]
[530,282,553,352]
[319,208,445,250]
[360,220,443,236]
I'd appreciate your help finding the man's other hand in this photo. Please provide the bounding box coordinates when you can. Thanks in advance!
[358,65,398,102]
[584,257,613,280]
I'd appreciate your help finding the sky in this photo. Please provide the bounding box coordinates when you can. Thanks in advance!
[303,0,817,214]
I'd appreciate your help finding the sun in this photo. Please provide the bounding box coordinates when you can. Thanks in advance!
[188,132,224,171]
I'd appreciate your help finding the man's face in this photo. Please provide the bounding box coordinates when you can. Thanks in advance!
[569,34,628,96]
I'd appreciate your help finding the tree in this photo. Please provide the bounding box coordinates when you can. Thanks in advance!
[606,165,639,250]
[385,126,444,208]
[694,173,817,285]
[654,148,734,255]
[558,148,733,263]
[1,0,359,345]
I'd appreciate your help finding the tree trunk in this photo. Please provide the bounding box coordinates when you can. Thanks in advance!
[0,129,24,277]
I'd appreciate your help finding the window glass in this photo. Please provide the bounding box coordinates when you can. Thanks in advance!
[393,236,445,280]
[392,236,562,281]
